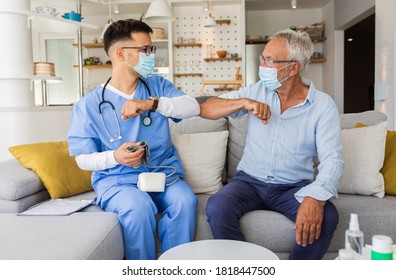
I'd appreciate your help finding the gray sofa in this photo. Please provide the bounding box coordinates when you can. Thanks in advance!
[1,110,395,260]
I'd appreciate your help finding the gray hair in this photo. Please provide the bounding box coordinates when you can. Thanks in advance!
[271,29,314,72]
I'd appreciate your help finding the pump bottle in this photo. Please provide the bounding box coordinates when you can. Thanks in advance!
[345,213,364,256]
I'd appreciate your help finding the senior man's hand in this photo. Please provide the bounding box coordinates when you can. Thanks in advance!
[294,197,326,247]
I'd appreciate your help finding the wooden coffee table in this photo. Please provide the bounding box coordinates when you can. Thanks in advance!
[158,239,279,260]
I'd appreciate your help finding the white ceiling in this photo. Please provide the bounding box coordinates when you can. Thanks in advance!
[31,0,333,16]
[245,0,332,10]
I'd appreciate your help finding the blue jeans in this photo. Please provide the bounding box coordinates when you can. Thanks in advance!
[206,171,338,260]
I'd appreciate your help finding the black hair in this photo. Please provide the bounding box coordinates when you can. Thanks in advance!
[103,19,153,55]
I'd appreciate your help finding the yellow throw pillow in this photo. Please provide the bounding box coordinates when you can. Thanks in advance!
[356,123,396,195]
[8,141,93,199]
[381,130,396,195]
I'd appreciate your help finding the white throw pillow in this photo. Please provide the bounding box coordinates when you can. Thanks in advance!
[171,130,229,194]
[338,121,387,197]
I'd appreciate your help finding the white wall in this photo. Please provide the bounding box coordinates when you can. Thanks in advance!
[334,0,375,29]
[246,8,325,91]
[375,0,396,129]
[0,107,72,160]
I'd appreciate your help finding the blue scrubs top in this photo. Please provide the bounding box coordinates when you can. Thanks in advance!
[67,76,184,200]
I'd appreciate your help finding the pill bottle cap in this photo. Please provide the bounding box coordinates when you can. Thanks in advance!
[338,249,354,260]
[372,235,393,253]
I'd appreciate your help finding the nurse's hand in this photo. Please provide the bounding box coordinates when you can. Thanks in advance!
[121,100,153,120]
[114,142,145,167]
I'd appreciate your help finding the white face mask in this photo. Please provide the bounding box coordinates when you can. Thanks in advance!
[258,63,291,91]
[123,51,156,78]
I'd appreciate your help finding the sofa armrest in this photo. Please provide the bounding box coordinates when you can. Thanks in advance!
[0,159,45,201]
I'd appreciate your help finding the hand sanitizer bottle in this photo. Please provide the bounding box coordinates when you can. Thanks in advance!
[345,213,364,257]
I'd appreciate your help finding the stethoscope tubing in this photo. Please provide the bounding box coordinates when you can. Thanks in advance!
[99,76,154,142]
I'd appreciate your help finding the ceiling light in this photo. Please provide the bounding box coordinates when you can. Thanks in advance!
[145,0,174,22]
[291,0,297,9]
[203,2,209,12]
[114,4,119,14]
[204,0,216,28]
[100,0,113,40]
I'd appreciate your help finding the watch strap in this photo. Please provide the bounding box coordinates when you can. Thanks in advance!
[149,97,159,112]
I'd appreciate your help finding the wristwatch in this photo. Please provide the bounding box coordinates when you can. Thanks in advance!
[149,96,159,112]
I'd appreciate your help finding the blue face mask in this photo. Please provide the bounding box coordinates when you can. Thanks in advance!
[124,52,156,78]
[258,64,291,91]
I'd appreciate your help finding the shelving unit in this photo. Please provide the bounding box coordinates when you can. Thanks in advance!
[204,57,242,62]
[74,39,169,49]
[174,43,202,48]
[73,64,112,69]
[174,73,203,77]
[0,9,100,30]
[310,58,327,63]
[215,19,231,25]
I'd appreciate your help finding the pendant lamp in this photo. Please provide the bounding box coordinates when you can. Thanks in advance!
[203,0,216,28]
[145,0,174,22]
[100,0,113,40]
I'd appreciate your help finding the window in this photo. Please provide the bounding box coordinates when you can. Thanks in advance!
[34,37,78,105]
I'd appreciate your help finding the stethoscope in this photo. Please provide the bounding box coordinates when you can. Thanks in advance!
[99,77,154,143]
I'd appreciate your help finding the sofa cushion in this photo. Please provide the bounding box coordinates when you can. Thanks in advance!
[227,115,248,182]
[0,212,123,259]
[0,190,50,213]
[340,110,387,129]
[339,121,387,197]
[0,159,44,201]
[169,116,228,134]
[330,194,396,253]
[171,131,229,194]
[8,141,93,199]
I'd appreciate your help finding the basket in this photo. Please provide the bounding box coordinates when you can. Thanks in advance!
[33,62,55,76]
[151,27,165,40]
[297,21,325,37]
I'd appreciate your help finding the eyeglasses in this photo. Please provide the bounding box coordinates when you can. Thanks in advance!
[122,45,157,56]
[259,55,297,67]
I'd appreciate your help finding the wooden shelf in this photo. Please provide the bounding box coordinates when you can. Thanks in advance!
[73,43,103,48]
[310,58,327,63]
[0,9,100,30]
[246,36,326,45]
[74,64,112,69]
[174,43,202,48]
[174,73,203,77]
[73,39,168,49]
[310,36,327,43]
[246,39,269,44]
[214,86,234,91]
[215,19,231,25]
[204,57,241,62]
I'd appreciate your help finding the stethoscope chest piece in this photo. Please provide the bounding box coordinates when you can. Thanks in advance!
[142,115,152,126]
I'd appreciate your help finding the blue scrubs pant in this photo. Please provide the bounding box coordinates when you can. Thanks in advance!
[206,171,338,260]
[99,180,197,260]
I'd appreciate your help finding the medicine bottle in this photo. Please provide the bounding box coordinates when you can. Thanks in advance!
[337,249,354,260]
[345,213,364,255]
[371,235,393,260]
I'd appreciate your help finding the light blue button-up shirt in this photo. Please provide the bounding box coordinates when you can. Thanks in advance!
[219,79,344,202]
